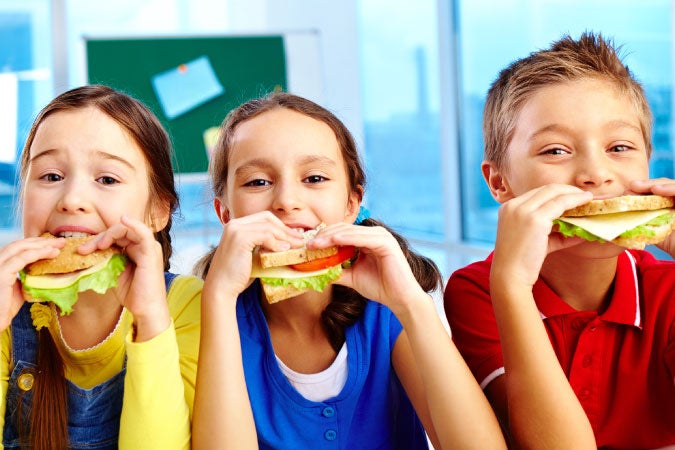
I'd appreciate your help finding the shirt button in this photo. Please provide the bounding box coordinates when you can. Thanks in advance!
[18,373,34,391]
[578,388,591,400]
[324,429,337,441]
[322,406,335,418]
[582,355,593,367]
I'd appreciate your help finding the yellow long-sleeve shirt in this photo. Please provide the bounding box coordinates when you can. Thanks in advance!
[0,274,202,450]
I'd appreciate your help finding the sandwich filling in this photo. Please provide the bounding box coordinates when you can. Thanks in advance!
[20,253,127,315]
[554,209,673,242]
[251,255,345,293]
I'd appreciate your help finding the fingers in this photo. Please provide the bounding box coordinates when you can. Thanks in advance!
[309,222,402,258]
[630,178,675,196]
[219,211,305,256]
[502,184,593,222]
[77,216,156,255]
[0,236,66,274]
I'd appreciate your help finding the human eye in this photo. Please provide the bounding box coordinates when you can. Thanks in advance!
[304,174,328,184]
[243,178,271,187]
[540,146,569,156]
[39,172,63,183]
[96,175,119,186]
[607,144,632,153]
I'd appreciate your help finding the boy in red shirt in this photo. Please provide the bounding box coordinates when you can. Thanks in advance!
[445,32,675,449]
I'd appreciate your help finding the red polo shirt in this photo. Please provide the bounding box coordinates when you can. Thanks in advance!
[445,250,675,449]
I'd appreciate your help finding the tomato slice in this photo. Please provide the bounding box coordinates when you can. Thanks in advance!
[289,246,357,272]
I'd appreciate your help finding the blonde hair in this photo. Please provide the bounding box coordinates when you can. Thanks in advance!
[483,32,652,171]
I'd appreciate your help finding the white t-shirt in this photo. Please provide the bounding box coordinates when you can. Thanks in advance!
[276,342,348,402]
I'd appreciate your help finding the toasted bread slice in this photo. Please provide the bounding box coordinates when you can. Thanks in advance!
[563,195,674,217]
[258,224,337,268]
[261,282,310,304]
[26,233,121,276]
[259,246,338,269]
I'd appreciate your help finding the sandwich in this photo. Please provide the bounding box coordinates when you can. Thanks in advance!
[19,233,127,314]
[553,194,675,249]
[250,227,358,303]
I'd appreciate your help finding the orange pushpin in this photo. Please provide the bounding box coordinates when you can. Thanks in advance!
[178,64,188,74]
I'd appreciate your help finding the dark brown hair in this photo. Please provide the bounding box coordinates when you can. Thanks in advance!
[18,84,178,449]
[194,92,442,351]
[483,32,653,171]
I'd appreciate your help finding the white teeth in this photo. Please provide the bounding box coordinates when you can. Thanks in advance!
[58,231,90,238]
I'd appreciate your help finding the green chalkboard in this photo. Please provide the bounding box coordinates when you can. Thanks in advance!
[86,36,286,173]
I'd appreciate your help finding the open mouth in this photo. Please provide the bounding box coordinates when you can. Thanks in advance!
[56,231,91,238]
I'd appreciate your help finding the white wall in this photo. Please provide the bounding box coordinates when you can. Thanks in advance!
[225,0,364,151]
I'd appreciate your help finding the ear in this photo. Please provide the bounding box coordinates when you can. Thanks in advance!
[214,197,230,225]
[344,185,363,223]
[482,160,515,204]
[148,200,171,232]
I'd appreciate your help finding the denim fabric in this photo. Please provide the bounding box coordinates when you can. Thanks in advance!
[3,272,178,449]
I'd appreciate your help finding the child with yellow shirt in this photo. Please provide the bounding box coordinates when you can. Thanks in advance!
[0,85,201,450]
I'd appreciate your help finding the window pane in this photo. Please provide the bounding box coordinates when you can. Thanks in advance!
[0,0,51,233]
[357,0,444,241]
[457,0,673,243]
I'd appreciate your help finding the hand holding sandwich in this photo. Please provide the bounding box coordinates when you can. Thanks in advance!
[203,210,304,304]
[630,178,675,256]
[78,215,171,342]
[492,184,593,287]
[307,222,428,316]
[0,235,65,331]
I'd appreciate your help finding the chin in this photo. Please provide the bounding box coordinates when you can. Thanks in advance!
[556,239,627,260]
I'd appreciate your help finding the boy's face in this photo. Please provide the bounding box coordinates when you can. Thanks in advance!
[486,78,649,201]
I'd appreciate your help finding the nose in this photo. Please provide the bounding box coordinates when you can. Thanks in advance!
[574,152,615,188]
[57,179,92,213]
[271,180,303,213]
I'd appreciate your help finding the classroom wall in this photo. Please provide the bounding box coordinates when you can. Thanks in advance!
[225,0,365,152]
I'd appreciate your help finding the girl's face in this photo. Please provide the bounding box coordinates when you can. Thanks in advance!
[22,106,159,238]
[499,78,649,198]
[221,108,360,229]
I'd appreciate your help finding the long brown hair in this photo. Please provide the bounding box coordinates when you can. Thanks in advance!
[18,84,178,449]
[194,92,441,351]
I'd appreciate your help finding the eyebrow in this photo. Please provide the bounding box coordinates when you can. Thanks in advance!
[29,148,58,164]
[233,155,338,176]
[528,120,643,141]
[30,148,136,171]
[95,150,136,170]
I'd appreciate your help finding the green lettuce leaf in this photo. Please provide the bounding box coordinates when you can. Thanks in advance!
[19,253,127,315]
[617,213,671,239]
[260,265,343,293]
[552,219,605,242]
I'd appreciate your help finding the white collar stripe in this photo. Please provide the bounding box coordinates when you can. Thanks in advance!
[624,250,642,328]
[480,367,505,390]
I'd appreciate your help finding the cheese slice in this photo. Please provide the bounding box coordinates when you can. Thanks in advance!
[250,251,331,279]
[558,208,670,241]
[23,258,111,289]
